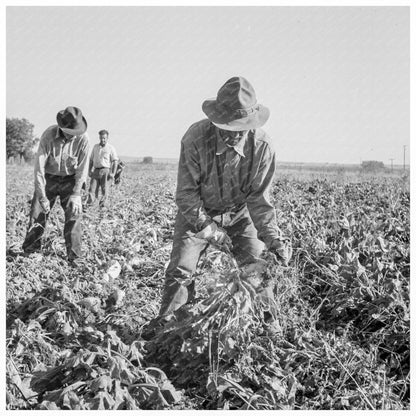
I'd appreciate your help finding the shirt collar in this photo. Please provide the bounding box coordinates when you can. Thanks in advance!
[215,127,246,157]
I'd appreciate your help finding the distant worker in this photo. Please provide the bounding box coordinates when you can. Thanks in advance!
[87,130,119,208]
[144,76,292,338]
[21,106,90,264]
[114,160,126,185]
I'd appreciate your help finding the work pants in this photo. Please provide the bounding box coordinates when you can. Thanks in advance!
[159,210,274,316]
[22,174,82,260]
[87,167,110,207]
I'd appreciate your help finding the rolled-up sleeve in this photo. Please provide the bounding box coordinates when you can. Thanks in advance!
[111,145,119,162]
[175,136,211,231]
[72,134,90,195]
[34,133,49,200]
[246,144,282,248]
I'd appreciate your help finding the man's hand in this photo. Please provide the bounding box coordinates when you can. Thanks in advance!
[68,195,82,215]
[269,238,293,266]
[108,173,114,181]
[39,197,50,214]
[195,222,233,252]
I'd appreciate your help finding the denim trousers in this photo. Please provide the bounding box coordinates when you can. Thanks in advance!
[22,174,82,260]
[87,168,110,207]
[158,211,274,316]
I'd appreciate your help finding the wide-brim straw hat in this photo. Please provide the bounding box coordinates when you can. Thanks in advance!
[56,106,87,135]
[202,76,270,131]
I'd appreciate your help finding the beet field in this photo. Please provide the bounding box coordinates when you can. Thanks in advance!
[5,163,410,410]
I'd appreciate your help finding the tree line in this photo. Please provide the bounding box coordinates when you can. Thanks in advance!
[6,117,38,164]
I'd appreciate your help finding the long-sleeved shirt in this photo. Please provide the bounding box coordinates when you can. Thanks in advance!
[34,125,90,198]
[90,143,118,170]
[176,119,282,248]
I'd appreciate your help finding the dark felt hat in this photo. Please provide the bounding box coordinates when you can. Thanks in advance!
[202,77,269,131]
[56,106,87,135]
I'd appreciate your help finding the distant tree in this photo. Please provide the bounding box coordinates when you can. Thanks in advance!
[361,160,385,172]
[23,137,40,163]
[6,117,35,163]
[143,156,153,164]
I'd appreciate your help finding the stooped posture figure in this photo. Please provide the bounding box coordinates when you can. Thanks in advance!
[152,76,292,331]
[114,160,125,185]
[87,129,119,208]
[22,106,90,263]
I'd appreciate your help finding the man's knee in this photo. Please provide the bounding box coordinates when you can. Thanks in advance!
[165,261,195,286]
[63,204,83,224]
[233,239,265,265]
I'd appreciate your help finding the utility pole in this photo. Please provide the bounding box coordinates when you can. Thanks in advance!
[389,158,394,173]
[403,145,406,171]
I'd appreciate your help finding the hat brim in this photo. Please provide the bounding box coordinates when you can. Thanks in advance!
[58,116,88,136]
[202,99,270,131]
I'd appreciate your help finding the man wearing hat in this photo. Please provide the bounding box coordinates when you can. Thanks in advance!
[22,106,90,263]
[152,76,292,332]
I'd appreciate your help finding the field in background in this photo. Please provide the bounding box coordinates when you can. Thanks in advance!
[5,163,410,410]
[123,157,409,177]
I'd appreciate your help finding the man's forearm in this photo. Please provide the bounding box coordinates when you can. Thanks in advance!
[73,142,90,194]
[73,163,89,194]
[176,192,212,231]
[175,138,211,230]
[33,139,49,200]
[34,172,47,200]
[247,197,282,248]
[72,178,85,195]
[246,145,282,248]
[34,153,47,200]
[111,161,118,176]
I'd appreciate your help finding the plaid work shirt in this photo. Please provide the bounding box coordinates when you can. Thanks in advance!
[34,125,90,199]
[176,119,282,248]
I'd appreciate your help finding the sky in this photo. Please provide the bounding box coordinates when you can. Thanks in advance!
[6,5,410,164]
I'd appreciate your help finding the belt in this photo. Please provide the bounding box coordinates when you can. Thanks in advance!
[95,167,109,170]
[207,203,245,217]
[45,173,75,179]
[209,205,247,227]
